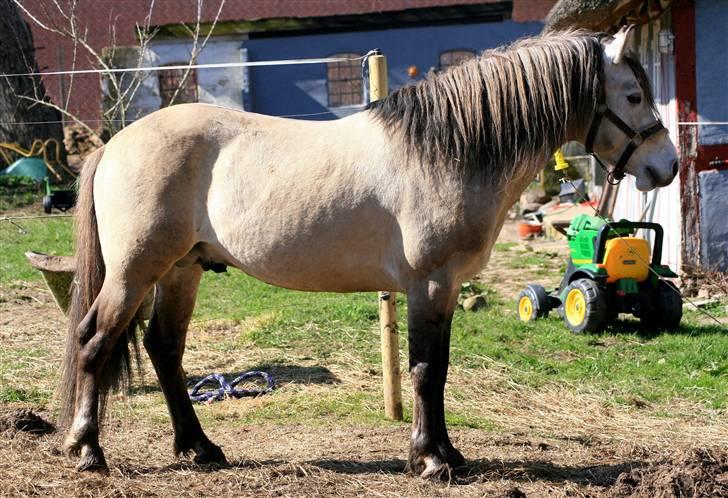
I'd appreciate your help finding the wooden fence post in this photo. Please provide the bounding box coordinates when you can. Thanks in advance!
[368,51,403,421]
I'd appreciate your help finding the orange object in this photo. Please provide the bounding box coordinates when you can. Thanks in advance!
[518,222,543,238]
[407,65,419,78]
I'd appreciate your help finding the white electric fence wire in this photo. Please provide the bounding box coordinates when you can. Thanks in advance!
[559,175,725,329]
[0,107,367,126]
[1,55,365,78]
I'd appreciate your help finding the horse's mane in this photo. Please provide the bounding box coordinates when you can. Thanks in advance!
[368,30,655,182]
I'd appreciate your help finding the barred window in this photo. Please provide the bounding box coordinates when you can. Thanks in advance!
[158,64,198,107]
[327,53,363,107]
[439,50,476,71]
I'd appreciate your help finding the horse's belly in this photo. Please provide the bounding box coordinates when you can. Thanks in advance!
[206,196,407,293]
[222,235,404,293]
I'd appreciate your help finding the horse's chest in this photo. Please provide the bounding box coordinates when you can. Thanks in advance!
[398,192,502,272]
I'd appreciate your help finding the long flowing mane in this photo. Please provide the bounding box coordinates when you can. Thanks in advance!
[368,30,651,182]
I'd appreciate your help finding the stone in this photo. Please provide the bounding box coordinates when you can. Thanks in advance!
[462,294,487,312]
[524,186,552,205]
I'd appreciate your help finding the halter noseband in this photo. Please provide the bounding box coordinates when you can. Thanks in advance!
[584,95,665,184]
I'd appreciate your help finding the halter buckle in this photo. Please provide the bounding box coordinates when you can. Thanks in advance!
[632,134,644,146]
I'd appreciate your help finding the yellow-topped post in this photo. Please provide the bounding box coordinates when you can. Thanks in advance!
[554,149,569,172]
[368,50,403,421]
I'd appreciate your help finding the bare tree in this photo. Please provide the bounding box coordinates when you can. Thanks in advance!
[11,0,225,141]
[0,0,65,170]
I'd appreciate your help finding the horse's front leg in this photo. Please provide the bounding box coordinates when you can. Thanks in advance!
[405,276,465,479]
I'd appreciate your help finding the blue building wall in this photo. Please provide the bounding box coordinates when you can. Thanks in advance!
[695,0,728,145]
[243,21,543,119]
[699,169,728,271]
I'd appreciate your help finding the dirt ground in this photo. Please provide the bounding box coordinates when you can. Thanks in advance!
[1,222,726,497]
[2,412,725,497]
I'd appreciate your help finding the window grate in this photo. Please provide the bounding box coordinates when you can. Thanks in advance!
[327,53,363,107]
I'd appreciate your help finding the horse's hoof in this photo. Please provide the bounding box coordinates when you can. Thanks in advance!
[193,441,227,466]
[407,445,465,481]
[75,444,109,473]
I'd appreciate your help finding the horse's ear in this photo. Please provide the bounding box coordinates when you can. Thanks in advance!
[604,24,636,64]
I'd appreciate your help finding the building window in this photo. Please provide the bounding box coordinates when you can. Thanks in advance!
[158,64,198,107]
[327,53,363,107]
[439,50,476,71]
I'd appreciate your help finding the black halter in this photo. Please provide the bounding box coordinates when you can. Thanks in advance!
[584,96,665,184]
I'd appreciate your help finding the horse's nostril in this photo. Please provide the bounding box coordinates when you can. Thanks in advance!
[672,160,679,177]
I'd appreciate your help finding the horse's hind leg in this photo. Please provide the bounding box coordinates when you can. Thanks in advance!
[64,278,152,471]
[405,275,465,479]
[143,265,226,464]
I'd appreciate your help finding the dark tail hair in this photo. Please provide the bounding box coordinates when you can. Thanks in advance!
[58,147,142,428]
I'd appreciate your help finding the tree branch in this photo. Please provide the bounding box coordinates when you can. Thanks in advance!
[167,0,226,107]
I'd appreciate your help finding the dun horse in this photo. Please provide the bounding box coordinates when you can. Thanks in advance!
[60,28,678,477]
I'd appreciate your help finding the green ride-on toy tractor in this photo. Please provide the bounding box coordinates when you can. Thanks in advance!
[516,215,682,333]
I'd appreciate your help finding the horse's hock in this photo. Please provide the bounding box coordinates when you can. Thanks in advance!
[24,251,153,318]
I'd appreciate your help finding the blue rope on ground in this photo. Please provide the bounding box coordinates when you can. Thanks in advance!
[189,371,275,403]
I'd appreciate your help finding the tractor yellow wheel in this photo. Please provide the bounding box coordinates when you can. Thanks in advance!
[562,279,607,333]
[516,284,550,322]
[565,288,586,326]
[518,295,534,321]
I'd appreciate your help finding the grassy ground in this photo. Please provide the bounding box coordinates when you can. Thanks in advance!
[2,215,726,413]
[1,205,727,496]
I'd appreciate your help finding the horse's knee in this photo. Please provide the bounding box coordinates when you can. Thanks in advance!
[76,322,120,373]
[77,336,106,373]
[411,362,436,393]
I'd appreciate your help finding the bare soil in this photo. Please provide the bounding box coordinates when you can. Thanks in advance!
[0,408,55,435]
[611,448,728,498]
[1,223,726,497]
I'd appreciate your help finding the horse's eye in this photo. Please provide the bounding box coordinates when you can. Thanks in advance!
[627,94,642,104]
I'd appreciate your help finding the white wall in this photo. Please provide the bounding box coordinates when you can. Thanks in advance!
[613,15,682,272]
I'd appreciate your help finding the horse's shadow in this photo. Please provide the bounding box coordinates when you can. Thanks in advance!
[309,457,643,487]
[460,458,642,487]
[123,456,642,488]
[115,458,287,476]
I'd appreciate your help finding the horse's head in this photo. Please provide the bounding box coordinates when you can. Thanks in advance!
[588,26,678,191]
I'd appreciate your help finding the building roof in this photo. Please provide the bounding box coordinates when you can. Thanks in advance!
[153,3,518,39]
[546,0,669,32]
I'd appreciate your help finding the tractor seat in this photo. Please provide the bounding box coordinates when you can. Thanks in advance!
[602,237,651,284]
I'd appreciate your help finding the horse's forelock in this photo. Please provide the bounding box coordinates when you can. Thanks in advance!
[368,30,605,183]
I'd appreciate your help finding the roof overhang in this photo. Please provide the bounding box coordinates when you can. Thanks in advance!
[546,0,671,32]
[152,2,514,40]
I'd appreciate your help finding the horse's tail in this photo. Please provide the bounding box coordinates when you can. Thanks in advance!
[58,147,141,429]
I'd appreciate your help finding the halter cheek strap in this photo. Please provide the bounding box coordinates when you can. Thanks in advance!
[584,100,665,183]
